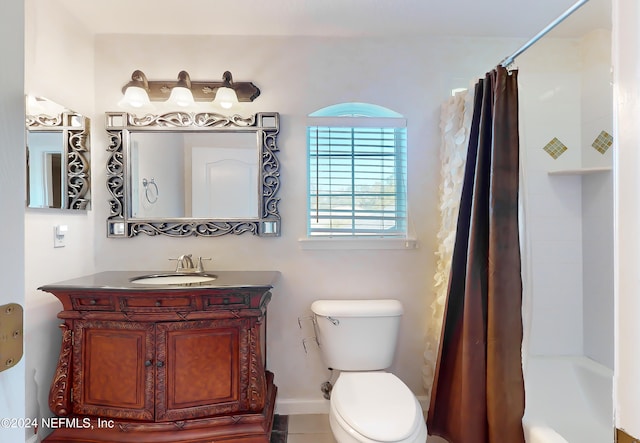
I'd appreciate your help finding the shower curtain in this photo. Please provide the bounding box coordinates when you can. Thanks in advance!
[427,66,525,443]
[423,87,474,392]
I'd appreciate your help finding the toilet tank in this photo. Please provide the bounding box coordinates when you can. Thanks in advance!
[310,299,404,371]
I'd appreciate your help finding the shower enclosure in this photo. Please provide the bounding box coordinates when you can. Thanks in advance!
[516,0,614,440]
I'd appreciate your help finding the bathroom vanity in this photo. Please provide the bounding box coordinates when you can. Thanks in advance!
[39,270,279,443]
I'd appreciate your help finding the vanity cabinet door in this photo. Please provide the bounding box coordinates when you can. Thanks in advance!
[154,318,247,422]
[72,320,155,420]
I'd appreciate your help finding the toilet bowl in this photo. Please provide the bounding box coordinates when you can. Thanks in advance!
[328,372,427,443]
[310,299,428,443]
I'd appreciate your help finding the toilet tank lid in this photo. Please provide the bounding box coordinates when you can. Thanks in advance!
[311,299,403,317]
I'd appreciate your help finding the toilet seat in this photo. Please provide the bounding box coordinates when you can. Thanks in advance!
[331,372,424,442]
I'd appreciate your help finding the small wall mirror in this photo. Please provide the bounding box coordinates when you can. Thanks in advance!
[26,96,90,210]
[105,111,281,237]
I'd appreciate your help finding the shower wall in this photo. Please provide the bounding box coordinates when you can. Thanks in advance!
[580,29,614,369]
[518,30,613,369]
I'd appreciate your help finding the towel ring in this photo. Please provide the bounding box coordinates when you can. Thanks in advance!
[142,178,158,204]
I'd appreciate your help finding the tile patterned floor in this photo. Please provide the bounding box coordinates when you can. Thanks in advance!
[287,414,336,443]
[281,414,448,442]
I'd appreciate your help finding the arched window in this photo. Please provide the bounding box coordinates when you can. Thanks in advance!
[307,103,407,237]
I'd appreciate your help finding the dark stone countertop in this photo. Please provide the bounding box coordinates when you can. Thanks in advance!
[38,270,280,292]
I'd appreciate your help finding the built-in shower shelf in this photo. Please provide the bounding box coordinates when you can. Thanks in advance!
[547,166,612,176]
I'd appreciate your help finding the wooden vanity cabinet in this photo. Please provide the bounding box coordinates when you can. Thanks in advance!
[40,277,277,443]
[75,318,254,421]
[74,319,155,421]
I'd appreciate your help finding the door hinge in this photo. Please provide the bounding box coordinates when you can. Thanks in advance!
[0,303,23,373]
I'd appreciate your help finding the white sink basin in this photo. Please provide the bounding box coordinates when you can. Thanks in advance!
[131,273,218,285]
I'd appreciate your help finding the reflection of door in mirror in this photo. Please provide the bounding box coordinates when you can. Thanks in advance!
[130,131,259,219]
[27,131,64,208]
[192,146,258,218]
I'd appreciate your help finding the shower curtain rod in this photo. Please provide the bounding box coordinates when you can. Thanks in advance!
[500,0,590,67]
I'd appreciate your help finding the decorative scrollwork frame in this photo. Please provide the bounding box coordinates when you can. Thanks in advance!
[105,112,280,238]
[26,112,91,210]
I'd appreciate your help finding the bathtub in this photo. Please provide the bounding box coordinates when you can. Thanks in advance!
[523,356,613,443]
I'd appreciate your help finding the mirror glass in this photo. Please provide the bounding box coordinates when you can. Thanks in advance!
[26,96,91,210]
[130,131,259,219]
[105,112,281,238]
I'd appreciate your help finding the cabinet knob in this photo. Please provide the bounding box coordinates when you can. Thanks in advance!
[155,300,162,307]
[145,360,152,367]
[156,361,164,368]
[89,299,97,305]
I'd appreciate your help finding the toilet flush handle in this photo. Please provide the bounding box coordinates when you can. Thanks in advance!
[325,316,339,326]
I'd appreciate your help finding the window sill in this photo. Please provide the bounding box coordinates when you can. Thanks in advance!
[298,237,419,250]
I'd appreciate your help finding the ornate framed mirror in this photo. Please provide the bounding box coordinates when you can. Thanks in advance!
[26,97,90,210]
[105,112,280,237]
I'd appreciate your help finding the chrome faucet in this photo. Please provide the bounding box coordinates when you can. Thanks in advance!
[171,254,211,273]
[175,254,196,272]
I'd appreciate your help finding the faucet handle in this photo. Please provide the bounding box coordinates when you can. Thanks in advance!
[196,257,212,272]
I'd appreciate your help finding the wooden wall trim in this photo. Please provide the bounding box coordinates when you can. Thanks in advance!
[617,428,640,443]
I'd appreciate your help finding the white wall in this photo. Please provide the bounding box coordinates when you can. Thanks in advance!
[581,30,614,369]
[24,0,96,438]
[516,30,614,370]
[613,0,640,438]
[0,1,26,442]
[89,34,519,412]
[581,29,614,171]
[518,38,585,356]
[15,0,639,438]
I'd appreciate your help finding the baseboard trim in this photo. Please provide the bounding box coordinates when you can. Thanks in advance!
[617,428,640,443]
[275,395,430,416]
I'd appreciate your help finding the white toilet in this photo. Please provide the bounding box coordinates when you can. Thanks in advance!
[311,299,428,443]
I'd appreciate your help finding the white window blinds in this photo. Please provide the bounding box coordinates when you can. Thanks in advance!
[307,113,407,237]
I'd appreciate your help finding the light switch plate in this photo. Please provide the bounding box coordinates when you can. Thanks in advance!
[54,225,67,248]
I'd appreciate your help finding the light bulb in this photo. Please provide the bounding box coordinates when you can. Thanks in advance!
[167,86,195,107]
[215,87,238,109]
[119,86,151,108]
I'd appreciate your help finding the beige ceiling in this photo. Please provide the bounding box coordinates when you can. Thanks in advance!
[54,0,610,39]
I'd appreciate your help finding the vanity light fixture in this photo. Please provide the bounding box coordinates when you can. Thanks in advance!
[214,71,239,109]
[167,71,195,107]
[119,70,260,109]
[118,70,151,108]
